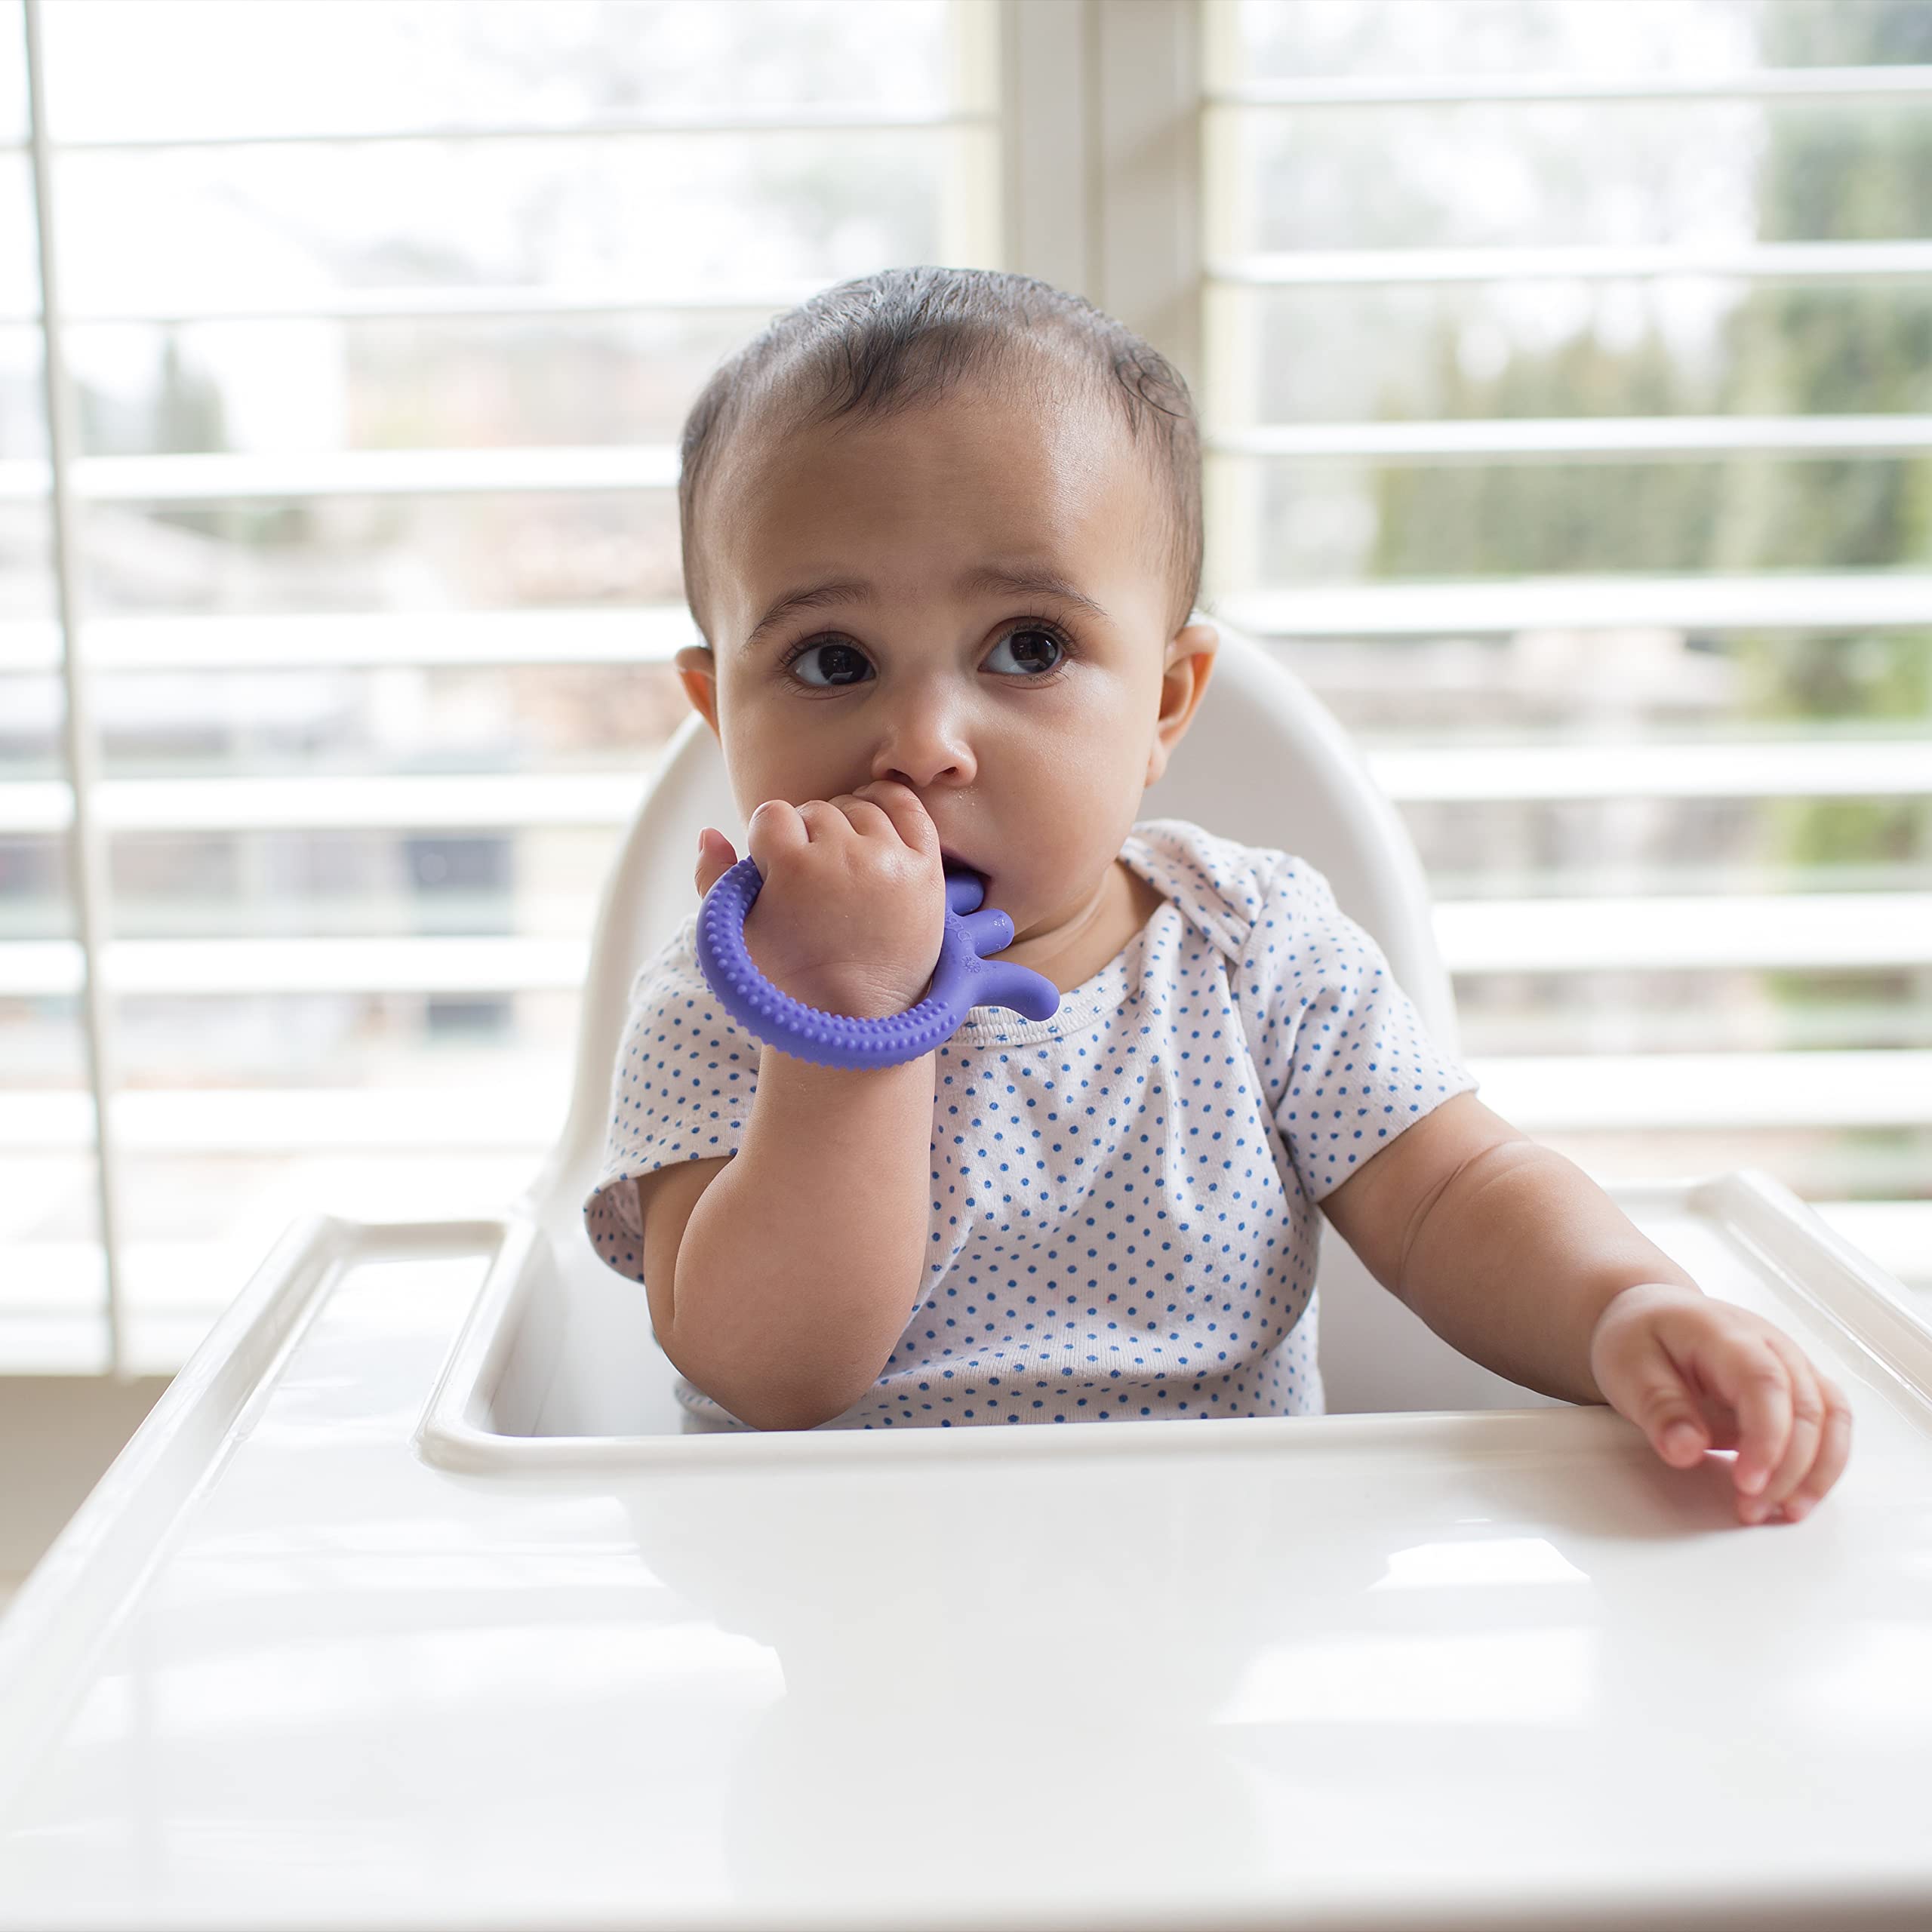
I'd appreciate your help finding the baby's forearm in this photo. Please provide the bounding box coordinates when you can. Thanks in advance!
[1397,1140,1701,1406]
[666,1049,936,1431]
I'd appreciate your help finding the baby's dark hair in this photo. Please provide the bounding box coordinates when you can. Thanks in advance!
[677,266,1204,640]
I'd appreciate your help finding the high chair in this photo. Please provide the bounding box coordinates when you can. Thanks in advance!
[518,614,1560,1432]
[1,619,1927,1932]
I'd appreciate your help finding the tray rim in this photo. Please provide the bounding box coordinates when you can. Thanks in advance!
[411,1164,1931,1470]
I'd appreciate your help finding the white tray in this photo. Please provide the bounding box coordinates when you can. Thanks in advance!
[1,1170,1928,1931]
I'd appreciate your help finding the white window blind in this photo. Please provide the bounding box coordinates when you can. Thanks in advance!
[0,0,1000,1372]
[1198,0,1932,1301]
[4,0,1926,1378]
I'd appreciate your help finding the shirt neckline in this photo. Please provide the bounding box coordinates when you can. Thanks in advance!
[958,830,1171,1047]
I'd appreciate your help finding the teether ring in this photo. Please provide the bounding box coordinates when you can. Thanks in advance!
[694,857,1060,1068]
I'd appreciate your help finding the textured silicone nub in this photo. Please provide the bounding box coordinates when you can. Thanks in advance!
[693,856,1061,1069]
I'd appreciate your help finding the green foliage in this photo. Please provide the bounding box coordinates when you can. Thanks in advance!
[1363,0,1932,1084]
[1368,327,1721,577]
[1368,0,1931,737]
[1723,1,1931,767]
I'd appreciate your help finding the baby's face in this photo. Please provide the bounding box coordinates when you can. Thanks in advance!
[675,375,1216,952]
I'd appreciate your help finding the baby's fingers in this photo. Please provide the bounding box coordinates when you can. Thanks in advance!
[1601,1291,1855,1525]
[694,826,739,898]
[1626,1360,1715,1470]
[1772,1376,1854,1523]
[1641,1321,1795,1518]
[1743,1337,1829,1522]
[848,779,939,855]
[1594,1293,1728,1469]
[744,796,813,876]
[1715,1337,1801,1511]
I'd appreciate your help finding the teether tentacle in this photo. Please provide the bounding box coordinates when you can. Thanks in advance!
[968,959,1063,1023]
[955,906,1014,956]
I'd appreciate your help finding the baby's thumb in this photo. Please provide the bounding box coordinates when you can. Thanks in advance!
[694,826,738,898]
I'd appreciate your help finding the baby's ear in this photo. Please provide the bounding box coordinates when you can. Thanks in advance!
[1171,618,1219,663]
[1143,623,1219,786]
[674,643,721,738]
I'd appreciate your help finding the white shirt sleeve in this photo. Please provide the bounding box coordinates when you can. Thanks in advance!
[582,917,761,1285]
[1236,855,1478,1204]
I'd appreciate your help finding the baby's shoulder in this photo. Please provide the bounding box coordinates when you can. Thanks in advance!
[621,909,703,1010]
[1125,817,1331,965]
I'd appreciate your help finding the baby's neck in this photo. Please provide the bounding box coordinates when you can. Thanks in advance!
[992,860,1164,995]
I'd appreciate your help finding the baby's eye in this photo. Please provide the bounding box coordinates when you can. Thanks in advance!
[787,641,872,688]
[783,625,1067,688]
[986,626,1066,675]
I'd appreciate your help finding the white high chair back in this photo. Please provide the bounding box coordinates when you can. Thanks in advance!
[532,618,1555,1416]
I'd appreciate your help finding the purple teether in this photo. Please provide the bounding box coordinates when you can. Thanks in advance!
[694,856,1060,1069]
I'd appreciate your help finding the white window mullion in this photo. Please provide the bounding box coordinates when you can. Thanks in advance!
[995,0,1208,534]
[945,0,1004,270]
[996,0,1096,295]
[23,0,125,1377]
[1092,0,1203,388]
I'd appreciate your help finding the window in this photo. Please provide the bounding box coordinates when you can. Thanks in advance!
[2,0,998,1370]
[4,0,1926,1375]
[1201,0,1932,1306]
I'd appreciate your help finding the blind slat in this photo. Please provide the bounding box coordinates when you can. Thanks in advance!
[1209,239,1932,286]
[5,1052,1927,1149]
[0,446,680,504]
[0,608,699,671]
[2,576,1927,676]
[0,285,829,325]
[1220,574,1932,634]
[1475,1051,1932,1132]
[1212,416,1932,462]
[26,104,995,152]
[1207,66,1932,109]
[5,737,1929,838]
[7,894,1929,998]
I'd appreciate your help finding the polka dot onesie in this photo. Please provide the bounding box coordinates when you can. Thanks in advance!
[584,817,1478,1432]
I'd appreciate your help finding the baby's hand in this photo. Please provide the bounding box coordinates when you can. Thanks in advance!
[1587,1282,1853,1525]
[694,780,946,1020]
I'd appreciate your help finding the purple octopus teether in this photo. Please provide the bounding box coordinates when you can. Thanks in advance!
[694,857,1061,1069]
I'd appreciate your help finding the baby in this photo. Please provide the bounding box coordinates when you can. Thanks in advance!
[584,266,1850,1524]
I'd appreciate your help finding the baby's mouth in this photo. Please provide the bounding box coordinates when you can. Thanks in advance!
[940,849,988,890]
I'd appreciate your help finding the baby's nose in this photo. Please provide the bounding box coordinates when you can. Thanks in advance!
[870,679,978,789]
[875,754,971,792]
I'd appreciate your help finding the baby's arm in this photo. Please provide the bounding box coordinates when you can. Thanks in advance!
[1320,1091,1693,1404]
[1320,1091,1853,1523]
[647,1048,937,1432]
[650,780,946,1432]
